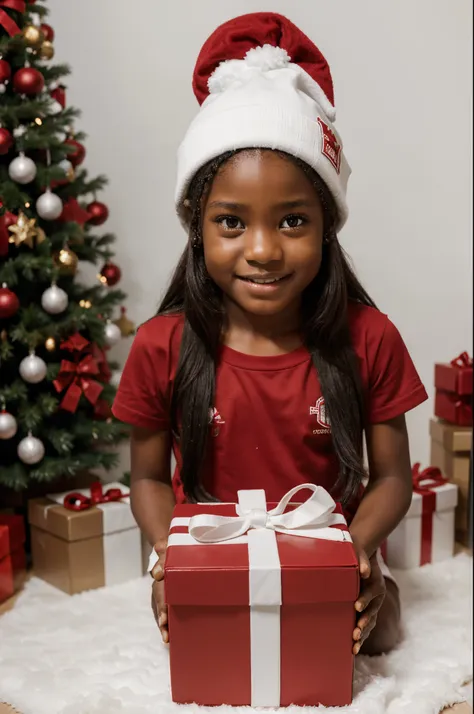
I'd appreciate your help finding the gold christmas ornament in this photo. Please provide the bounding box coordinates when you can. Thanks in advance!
[23,24,45,48]
[45,336,56,351]
[114,307,136,337]
[38,41,55,60]
[54,246,78,275]
[8,212,46,249]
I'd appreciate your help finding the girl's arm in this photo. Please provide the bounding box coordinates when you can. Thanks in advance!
[349,414,413,558]
[129,425,175,550]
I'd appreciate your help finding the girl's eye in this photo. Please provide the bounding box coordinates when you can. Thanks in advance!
[281,214,307,229]
[215,216,244,231]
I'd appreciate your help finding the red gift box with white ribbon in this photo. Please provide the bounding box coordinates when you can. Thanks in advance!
[149,484,359,708]
[0,514,26,603]
[384,465,458,569]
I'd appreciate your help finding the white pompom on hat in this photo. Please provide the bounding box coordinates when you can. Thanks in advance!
[175,12,351,231]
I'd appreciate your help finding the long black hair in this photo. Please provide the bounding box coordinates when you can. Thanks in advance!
[159,149,377,505]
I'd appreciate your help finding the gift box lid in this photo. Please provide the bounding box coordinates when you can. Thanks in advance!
[0,514,25,552]
[407,482,458,518]
[28,482,137,542]
[165,501,359,607]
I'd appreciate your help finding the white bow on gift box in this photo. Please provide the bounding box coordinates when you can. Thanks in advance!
[148,484,353,708]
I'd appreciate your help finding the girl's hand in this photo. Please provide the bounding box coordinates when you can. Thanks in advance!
[150,543,168,644]
[352,548,386,655]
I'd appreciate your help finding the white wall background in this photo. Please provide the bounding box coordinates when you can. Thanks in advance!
[46,0,472,471]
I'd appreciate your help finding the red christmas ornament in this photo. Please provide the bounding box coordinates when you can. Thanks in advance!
[99,262,122,287]
[87,201,109,226]
[0,285,20,319]
[65,138,86,167]
[0,59,11,84]
[0,204,16,257]
[0,127,13,155]
[13,67,44,96]
[40,23,54,42]
[51,85,66,108]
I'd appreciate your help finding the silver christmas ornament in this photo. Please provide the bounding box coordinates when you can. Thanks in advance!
[0,410,17,440]
[41,284,68,314]
[104,321,121,347]
[8,153,37,184]
[19,351,47,383]
[36,189,63,220]
[17,432,45,464]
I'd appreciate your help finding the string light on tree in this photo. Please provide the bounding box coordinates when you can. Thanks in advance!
[8,153,37,184]
[19,351,47,384]
[98,262,121,287]
[79,299,92,309]
[41,283,68,314]
[17,432,45,465]
[44,337,56,352]
[0,284,20,318]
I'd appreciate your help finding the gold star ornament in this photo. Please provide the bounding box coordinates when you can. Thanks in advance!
[8,212,46,249]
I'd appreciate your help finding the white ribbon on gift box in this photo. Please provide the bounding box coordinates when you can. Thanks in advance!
[149,483,352,708]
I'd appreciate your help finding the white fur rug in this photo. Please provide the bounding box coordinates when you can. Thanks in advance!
[0,554,472,714]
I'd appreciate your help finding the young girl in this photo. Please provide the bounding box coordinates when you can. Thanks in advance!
[113,12,427,657]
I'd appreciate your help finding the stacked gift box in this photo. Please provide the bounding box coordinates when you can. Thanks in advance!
[28,481,145,595]
[432,352,472,546]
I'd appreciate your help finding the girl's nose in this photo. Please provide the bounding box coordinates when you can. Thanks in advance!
[243,228,283,265]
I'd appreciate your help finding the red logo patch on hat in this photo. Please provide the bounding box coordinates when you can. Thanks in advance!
[317,118,341,174]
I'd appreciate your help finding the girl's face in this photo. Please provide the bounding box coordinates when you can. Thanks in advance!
[201,150,325,320]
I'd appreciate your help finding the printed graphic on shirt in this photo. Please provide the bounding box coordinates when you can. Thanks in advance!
[209,407,225,437]
[309,396,331,434]
[317,117,341,174]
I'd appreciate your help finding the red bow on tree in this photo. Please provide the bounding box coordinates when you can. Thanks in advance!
[450,352,473,369]
[0,0,25,36]
[53,333,104,413]
[63,481,128,511]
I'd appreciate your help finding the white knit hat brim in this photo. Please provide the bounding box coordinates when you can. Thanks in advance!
[175,57,351,231]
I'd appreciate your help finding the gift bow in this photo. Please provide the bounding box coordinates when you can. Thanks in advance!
[0,0,25,36]
[450,352,473,369]
[53,353,103,413]
[412,463,447,492]
[63,481,128,511]
[188,483,348,543]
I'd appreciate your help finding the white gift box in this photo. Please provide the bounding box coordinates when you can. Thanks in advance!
[385,480,458,569]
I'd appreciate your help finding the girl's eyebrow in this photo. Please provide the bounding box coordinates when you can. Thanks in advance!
[207,199,315,211]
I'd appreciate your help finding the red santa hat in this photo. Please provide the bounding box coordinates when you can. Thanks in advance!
[175,12,351,230]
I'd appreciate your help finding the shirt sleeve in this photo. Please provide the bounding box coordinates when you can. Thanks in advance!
[112,324,170,431]
[368,317,428,423]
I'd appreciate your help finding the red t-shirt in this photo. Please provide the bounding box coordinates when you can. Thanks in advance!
[112,303,427,511]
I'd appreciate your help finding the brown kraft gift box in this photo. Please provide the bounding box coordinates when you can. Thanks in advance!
[28,483,144,595]
[429,419,472,545]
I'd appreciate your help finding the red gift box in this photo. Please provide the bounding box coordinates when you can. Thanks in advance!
[434,352,473,397]
[434,390,472,427]
[0,514,26,599]
[156,485,359,708]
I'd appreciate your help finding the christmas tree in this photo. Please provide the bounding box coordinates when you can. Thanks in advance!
[0,1,134,492]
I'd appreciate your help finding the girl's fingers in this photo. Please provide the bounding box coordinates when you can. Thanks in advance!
[151,562,164,581]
